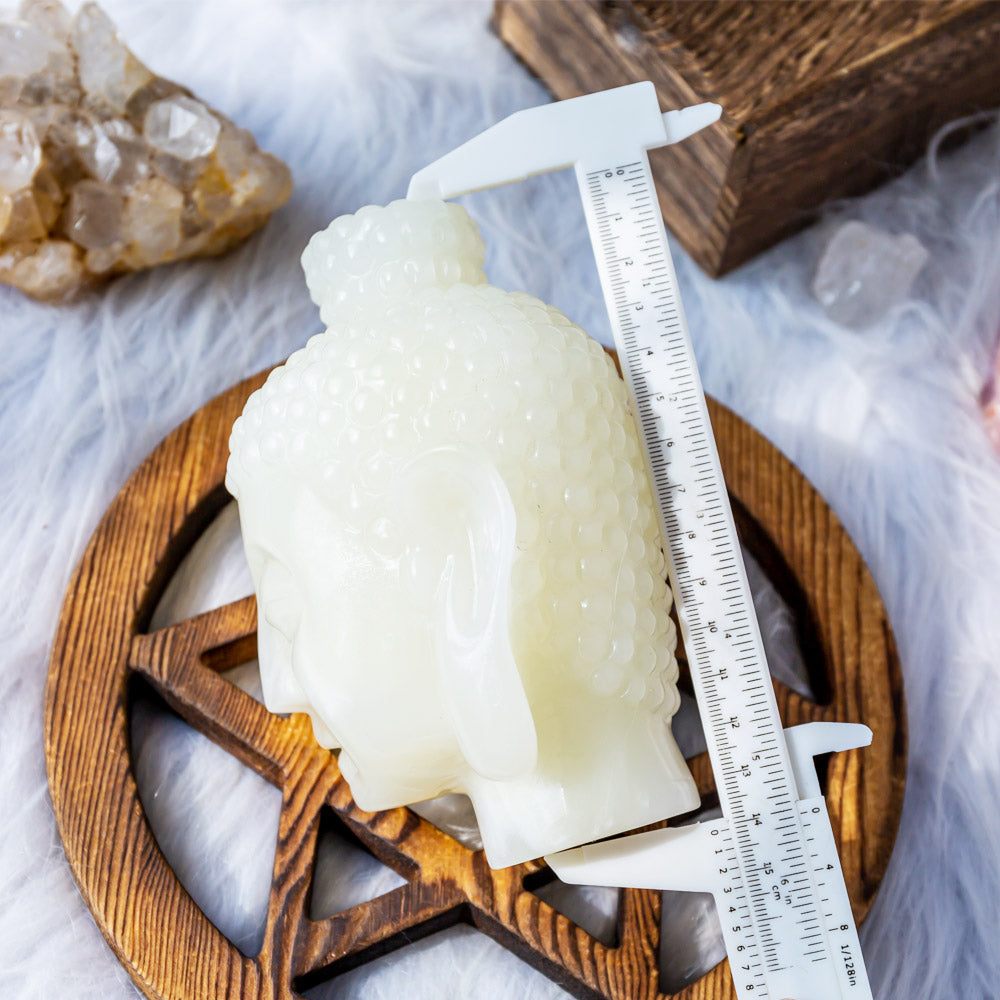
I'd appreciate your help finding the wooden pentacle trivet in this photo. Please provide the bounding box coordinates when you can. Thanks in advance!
[45,367,905,1000]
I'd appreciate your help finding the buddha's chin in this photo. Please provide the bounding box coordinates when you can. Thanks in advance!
[336,753,387,812]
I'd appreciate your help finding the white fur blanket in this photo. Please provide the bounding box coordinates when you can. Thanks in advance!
[3,2,1000,999]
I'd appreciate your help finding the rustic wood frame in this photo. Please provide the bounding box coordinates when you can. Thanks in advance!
[45,368,905,1000]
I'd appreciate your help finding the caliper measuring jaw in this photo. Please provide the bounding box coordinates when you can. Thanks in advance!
[547,723,872,1000]
[547,722,871,884]
[407,81,720,200]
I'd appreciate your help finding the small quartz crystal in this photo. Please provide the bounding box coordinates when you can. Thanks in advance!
[65,178,121,248]
[122,176,181,265]
[0,108,41,189]
[0,21,57,82]
[812,219,929,330]
[19,0,70,40]
[0,0,291,301]
[144,95,220,161]
[70,2,151,115]
[1,236,84,299]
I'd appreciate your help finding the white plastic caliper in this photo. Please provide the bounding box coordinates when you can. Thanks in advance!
[408,82,874,1000]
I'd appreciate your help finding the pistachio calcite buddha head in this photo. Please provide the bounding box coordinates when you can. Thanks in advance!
[226,199,699,867]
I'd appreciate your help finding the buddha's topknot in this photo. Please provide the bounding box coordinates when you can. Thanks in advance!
[300,199,487,327]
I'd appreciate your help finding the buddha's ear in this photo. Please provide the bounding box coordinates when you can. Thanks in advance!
[396,447,537,781]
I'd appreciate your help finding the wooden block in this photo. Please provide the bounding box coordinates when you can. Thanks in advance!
[493,0,1000,275]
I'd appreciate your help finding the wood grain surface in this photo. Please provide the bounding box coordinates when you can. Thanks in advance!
[45,367,905,1000]
[493,0,1000,275]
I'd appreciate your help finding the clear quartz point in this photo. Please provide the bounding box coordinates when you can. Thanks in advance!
[5,185,48,241]
[0,20,61,80]
[83,122,121,182]
[122,176,182,265]
[0,108,41,191]
[19,0,72,41]
[812,219,929,329]
[66,178,122,249]
[144,96,220,160]
[70,2,151,114]
[0,237,84,300]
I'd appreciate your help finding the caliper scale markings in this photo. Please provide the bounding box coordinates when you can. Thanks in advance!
[578,156,829,986]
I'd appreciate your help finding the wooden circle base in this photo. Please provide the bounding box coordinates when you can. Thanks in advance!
[45,368,905,1000]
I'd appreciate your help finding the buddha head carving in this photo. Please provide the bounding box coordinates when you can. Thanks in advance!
[227,200,698,867]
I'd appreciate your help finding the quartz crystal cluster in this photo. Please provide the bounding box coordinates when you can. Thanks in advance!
[0,0,291,301]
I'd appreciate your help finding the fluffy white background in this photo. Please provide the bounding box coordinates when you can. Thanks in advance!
[3,1,1000,998]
